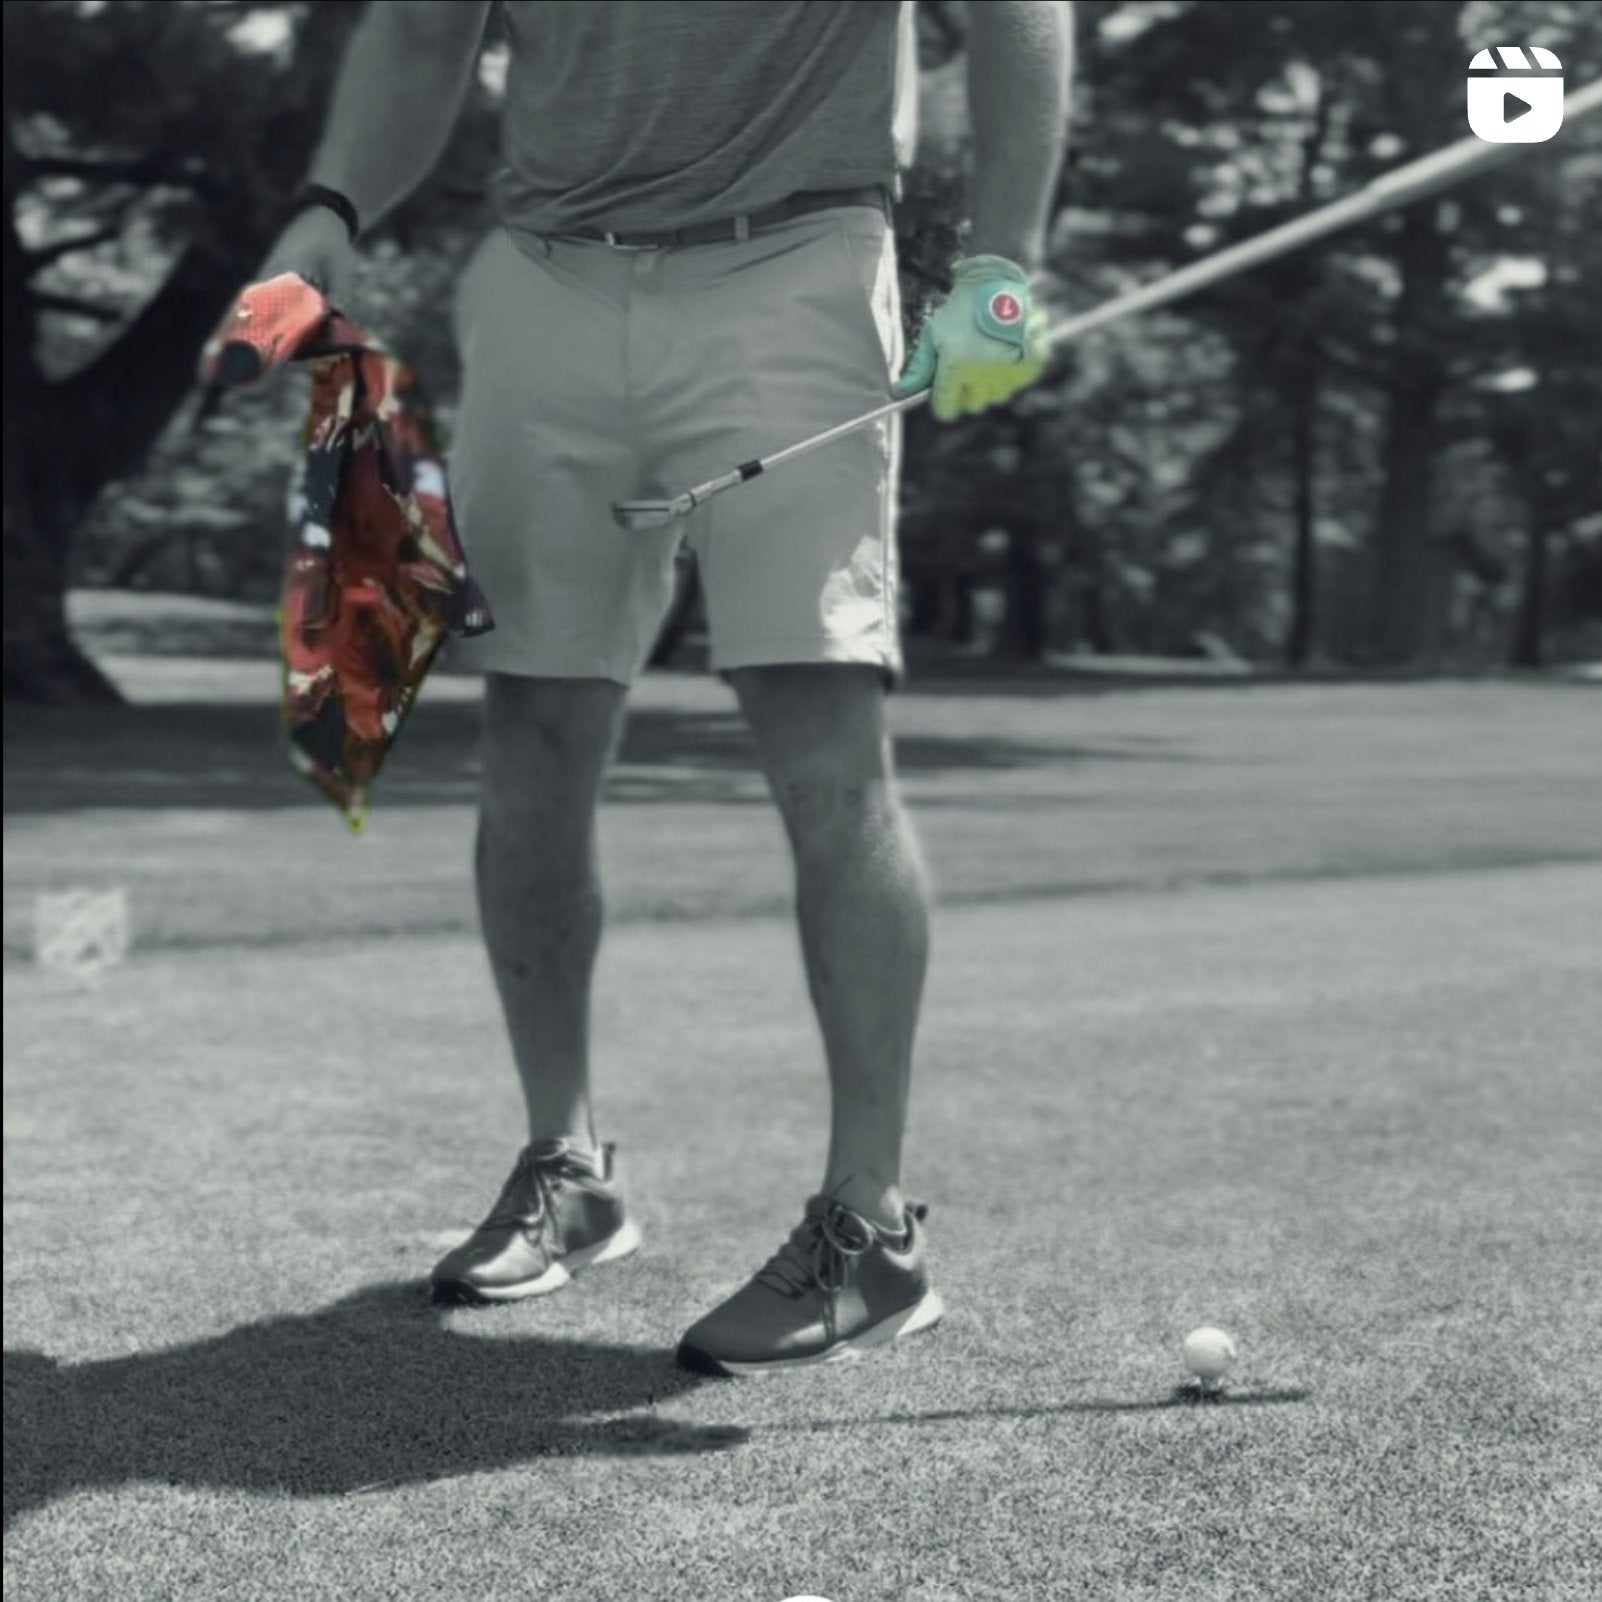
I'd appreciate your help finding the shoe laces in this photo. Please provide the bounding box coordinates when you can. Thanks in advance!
[484,1143,591,1231]
[755,1201,878,1297]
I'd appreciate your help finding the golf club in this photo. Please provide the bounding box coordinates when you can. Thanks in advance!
[610,75,1602,533]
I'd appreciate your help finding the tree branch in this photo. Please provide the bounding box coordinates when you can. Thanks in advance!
[17,149,224,199]
[26,224,123,270]
[29,289,121,322]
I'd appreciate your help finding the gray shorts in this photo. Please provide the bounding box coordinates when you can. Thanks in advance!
[444,203,905,685]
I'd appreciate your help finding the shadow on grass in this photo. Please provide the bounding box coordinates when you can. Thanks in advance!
[3,700,1177,815]
[767,1386,1314,1435]
[2,1278,734,1529]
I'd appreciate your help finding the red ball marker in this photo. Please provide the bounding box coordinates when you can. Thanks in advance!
[989,290,1024,324]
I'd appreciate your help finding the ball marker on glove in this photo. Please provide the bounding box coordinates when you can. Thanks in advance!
[980,286,1026,337]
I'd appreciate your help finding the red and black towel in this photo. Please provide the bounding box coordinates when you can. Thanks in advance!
[198,274,493,830]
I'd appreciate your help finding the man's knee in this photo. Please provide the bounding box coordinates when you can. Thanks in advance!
[728,664,887,761]
[729,666,902,857]
[480,673,625,818]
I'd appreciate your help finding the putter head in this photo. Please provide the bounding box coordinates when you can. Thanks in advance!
[610,493,694,532]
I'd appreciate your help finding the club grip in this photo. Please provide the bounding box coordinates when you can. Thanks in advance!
[217,343,266,385]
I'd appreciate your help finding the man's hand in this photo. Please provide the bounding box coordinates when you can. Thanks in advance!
[891,254,1049,421]
[196,207,357,389]
[253,205,359,312]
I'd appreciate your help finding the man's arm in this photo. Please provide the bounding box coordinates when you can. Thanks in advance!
[306,0,493,236]
[961,0,1074,271]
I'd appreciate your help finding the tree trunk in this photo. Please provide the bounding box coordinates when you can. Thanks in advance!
[1509,516,1549,669]
[948,571,976,645]
[907,568,941,637]
[1283,354,1318,668]
[3,234,258,703]
[1,115,119,702]
[1368,207,1448,667]
[2,421,120,702]
[1075,531,1115,655]
[998,530,1048,659]
[1,1,358,704]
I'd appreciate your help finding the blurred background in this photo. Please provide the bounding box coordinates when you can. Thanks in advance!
[3,0,1600,704]
[6,14,1600,1591]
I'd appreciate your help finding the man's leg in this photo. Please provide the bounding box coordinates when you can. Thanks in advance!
[675,662,942,1372]
[728,663,931,1232]
[475,672,627,1147]
[431,672,638,1304]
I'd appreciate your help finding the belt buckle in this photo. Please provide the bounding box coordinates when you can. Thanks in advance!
[602,230,663,251]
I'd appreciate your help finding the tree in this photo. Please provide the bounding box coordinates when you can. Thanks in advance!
[1058,0,1601,666]
[4,0,367,701]
[8,0,1598,691]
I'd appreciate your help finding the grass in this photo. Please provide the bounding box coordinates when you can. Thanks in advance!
[4,639,1601,1601]
[4,656,1598,960]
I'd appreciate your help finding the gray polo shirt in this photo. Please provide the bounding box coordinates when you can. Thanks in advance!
[490,0,914,241]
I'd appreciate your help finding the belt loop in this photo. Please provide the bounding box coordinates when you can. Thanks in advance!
[733,213,750,243]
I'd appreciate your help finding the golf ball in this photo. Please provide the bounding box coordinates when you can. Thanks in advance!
[1182,1326,1238,1383]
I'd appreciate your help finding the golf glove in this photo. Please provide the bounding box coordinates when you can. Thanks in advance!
[892,254,1049,421]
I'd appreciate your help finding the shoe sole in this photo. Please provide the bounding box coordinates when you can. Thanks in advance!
[677,1287,946,1377]
[432,1218,642,1306]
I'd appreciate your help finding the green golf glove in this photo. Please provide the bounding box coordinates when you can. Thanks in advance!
[892,254,1049,421]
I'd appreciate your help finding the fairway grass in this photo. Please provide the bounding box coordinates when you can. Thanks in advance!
[5,862,1600,1602]
[5,673,1599,962]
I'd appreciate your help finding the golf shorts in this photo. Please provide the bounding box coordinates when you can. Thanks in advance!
[443,200,905,685]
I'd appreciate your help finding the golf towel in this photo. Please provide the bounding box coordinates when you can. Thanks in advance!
[198,274,494,831]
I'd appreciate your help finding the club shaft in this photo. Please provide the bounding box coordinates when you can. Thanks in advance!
[654,79,1602,507]
[1044,75,1602,348]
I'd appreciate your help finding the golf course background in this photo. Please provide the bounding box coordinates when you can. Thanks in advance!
[7,1,1602,1591]
[5,598,1599,1601]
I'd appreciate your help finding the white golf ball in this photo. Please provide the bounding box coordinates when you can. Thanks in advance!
[1182,1326,1238,1383]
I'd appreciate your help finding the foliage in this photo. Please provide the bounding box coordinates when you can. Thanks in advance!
[898,0,1602,664]
[4,0,1600,700]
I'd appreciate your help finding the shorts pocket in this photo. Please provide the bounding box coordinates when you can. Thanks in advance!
[831,211,904,386]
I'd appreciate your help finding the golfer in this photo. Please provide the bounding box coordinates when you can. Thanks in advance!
[255,0,1072,1374]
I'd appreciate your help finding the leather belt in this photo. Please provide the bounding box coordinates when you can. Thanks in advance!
[557,185,892,251]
